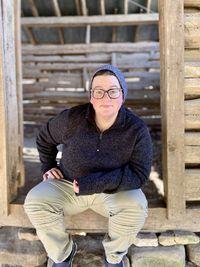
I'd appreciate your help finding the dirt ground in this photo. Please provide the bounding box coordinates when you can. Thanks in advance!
[23,125,164,205]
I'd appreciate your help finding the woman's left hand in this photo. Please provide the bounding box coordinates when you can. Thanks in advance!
[73,179,79,193]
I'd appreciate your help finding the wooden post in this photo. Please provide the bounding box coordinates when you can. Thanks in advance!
[0,0,21,215]
[124,0,128,14]
[100,0,105,15]
[14,0,25,188]
[158,0,185,219]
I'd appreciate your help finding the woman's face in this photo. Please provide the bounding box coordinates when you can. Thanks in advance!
[90,74,123,120]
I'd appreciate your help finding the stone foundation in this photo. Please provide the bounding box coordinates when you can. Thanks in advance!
[0,227,199,267]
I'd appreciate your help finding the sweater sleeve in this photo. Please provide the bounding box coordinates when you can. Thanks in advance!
[36,110,69,174]
[76,126,153,195]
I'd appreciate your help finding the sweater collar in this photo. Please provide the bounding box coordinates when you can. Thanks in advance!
[86,103,126,129]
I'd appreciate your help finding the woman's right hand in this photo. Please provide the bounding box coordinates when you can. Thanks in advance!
[43,168,64,181]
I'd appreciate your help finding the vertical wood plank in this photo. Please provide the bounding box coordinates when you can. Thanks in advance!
[28,0,39,16]
[0,0,19,215]
[75,0,81,15]
[52,0,64,44]
[0,0,9,216]
[100,0,105,15]
[158,0,185,219]
[85,24,91,44]
[147,0,152,13]
[14,0,25,188]
[80,0,87,16]
[22,26,36,45]
[124,0,128,14]
[52,0,61,16]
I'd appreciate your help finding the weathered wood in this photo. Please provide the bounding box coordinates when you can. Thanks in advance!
[28,0,39,16]
[159,0,185,219]
[22,42,159,54]
[14,0,25,188]
[185,99,200,115]
[185,49,200,60]
[99,0,105,15]
[184,78,200,97]
[0,0,20,216]
[23,79,160,92]
[185,115,200,129]
[185,13,200,48]
[185,132,200,145]
[52,0,62,16]
[58,28,65,44]
[23,61,160,72]
[22,26,36,45]
[124,0,128,14]
[80,0,87,16]
[0,0,8,217]
[147,0,152,13]
[21,14,159,27]
[185,146,200,164]
[85,24,91,44]
[184,0,200,8]
[185,169,200,200]
[1,203,200,232]
[22,54,111,62]
[185,62,200,78]
[75,0,81,16]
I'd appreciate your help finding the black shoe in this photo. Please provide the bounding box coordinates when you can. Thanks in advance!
[104,258,124,267]
[52,243,77,267]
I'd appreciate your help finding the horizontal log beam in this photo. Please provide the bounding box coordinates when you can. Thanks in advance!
[21,14,159,28]
[184,0,200,8]
[22,61,160,71]
[185,132,200,145]
[185,13,200,48]
[185,169,200,201]
[2,203,200,232]
[185,49,200,61]
[184,78,200,97]
[185,115,200,130]
[185,62,200,78]
[185,146,200,164]
[22,42,159,55]
[185,99,200,115]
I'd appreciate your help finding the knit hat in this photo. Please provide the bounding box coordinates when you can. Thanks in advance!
[91,64,128,99]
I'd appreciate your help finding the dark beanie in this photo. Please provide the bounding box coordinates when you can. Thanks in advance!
[91,64,128,99]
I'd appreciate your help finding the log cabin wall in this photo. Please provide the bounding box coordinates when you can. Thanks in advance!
[22,43,160,127]
[184,0,200,202]
[1,0,200,230]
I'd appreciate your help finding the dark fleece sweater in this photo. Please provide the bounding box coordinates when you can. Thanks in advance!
[36,103,152,195]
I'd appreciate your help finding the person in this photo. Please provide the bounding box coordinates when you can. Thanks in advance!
[24,64,152,267]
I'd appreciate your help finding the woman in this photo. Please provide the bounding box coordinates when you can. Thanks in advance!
[24,64,152,267]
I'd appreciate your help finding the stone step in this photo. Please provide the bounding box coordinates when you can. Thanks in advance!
[128,245,185,267]
[0,227,47,267]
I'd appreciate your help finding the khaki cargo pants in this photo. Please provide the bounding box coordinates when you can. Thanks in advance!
[24,179,147,264]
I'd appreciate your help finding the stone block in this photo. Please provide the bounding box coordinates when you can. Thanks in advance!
[0,227,47,267]
[159,230,199,246]
[134,232,158,247]
[186,242,200,266]
[158,230,176,246]
[174,230,199,245]
[129,245,185,267]
[18,228,39,241]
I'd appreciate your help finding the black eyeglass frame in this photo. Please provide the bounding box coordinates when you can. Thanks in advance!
[90,88,123,99]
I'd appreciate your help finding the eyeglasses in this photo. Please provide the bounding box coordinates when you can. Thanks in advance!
[90,88,122,99]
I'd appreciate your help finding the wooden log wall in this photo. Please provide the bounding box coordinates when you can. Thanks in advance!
[22,41,160,127]
[184,0,200,202]
[0,0,24,216]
